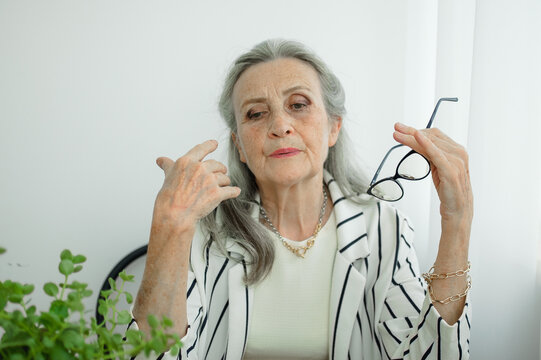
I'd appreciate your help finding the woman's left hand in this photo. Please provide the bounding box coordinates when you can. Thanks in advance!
[392,123,473,233]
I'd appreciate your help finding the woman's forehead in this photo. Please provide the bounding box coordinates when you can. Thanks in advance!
[232,58,322,104]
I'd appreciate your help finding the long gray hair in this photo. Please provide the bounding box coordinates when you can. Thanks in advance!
[201,38,371,285]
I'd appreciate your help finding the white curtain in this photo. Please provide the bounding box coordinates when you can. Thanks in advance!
[422,1,541,358]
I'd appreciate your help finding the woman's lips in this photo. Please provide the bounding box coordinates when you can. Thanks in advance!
[269,148,301,158]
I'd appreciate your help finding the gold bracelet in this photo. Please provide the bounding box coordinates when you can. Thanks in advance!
[427,275,472,304]
[422,261,472,304]
[422,261,471,283]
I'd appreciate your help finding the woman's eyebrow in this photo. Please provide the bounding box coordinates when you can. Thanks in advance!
[241,97,266,109]
[241,86,312,109]
[282,85,312,96]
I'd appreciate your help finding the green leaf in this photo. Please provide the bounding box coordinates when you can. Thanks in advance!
[0,247,6,254]
[97,302,108,317]
[50,342,74,360]
[69,281,86,290]
[44,282,59,297]
[8,293,23,303]
[22,284,34,295]
[100,289,113,298]
[125,329,142,345]
[118,270,135,282]
[116,310,132,325]
[147,314,159,328]
[73,265,83,273]
[60,249,73,261]
[60,329,84,350]
[124,292,133,304]
[43,335,54,348]
[169,343,181,356]
[72,254,86,264]
[39,311,61,329]
[150,336,167,354]
[50,300,69,320]
[82,289,93,298]
[68,292,78,301]
[107,277,116,290]
[8,354,24,360]
[59,259,74,276]
[27,305,37,315]
[162,316,173,328]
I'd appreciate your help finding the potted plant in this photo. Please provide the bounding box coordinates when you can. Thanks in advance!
[0,247,182,359]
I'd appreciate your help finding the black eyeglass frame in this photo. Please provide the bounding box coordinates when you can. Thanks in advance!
[366,97,458,202]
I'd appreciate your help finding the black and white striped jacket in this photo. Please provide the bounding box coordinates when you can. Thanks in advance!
[129,171,471,359]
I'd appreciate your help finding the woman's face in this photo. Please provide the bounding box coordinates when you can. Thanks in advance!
[232,57,341,188]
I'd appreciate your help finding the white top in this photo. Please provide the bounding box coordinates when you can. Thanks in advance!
[244,210,337,360]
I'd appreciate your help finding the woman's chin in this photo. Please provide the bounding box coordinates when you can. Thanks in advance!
[258,168,322,188]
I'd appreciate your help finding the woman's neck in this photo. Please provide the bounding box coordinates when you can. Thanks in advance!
[257,174,332,241]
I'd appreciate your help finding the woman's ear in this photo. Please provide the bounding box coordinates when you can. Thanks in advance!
[231,132,247,163]
[328,116,342,147]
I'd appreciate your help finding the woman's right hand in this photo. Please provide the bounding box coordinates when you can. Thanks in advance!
[134,140,238,342]
[152,139,241,233]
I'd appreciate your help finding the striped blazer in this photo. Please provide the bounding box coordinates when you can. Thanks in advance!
[129,171,471,359]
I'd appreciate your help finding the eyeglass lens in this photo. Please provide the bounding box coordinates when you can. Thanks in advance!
[369,180,403,201]
[370,152,431,201]
[397,152,430,180]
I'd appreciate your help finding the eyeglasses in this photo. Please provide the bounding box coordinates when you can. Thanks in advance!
[366,97,458,202]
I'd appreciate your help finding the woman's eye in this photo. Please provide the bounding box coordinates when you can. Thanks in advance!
[291,103,307,110]
[248,111,264,120]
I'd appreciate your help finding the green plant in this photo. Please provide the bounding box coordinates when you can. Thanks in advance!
[0,247,182,359]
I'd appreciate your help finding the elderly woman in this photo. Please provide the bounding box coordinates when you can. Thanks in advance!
[129,39,473,360]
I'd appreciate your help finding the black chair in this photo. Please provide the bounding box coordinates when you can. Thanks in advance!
[95,245,148,328]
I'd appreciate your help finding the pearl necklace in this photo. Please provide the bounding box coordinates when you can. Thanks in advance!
[259,185,327,258]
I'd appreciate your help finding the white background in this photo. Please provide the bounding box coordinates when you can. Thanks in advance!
[1,0,540,358]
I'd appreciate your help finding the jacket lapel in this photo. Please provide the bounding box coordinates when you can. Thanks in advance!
[325,171,371,360]
[223,202,258,360]
[226,259,252,360]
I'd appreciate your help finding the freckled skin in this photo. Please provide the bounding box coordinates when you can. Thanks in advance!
[231,58,341,189]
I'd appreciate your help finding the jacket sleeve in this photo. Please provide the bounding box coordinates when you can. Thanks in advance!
[126,265,206,360]
[376,210,471,360]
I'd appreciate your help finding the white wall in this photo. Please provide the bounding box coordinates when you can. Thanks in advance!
[0,0,539,358]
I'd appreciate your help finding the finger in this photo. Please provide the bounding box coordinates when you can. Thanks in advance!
[156,157,174,173]
[395,123,461,154]
[215,173,232,187]
[202,159,228,174]
[419,130,459,155]
[412,130,455,175]
[216,186,241,201]
[422,126,456,144]
[184,139,219,162]
[394,125,461,161]
[393,129,450,170]
[392,130,424,155]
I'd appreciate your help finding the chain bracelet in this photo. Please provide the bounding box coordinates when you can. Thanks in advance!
[422,261,471,283]
[427,275,472,304]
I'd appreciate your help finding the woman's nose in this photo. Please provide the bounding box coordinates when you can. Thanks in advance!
[268,112,293,138]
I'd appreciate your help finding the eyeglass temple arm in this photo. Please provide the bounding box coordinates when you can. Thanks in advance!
[426,97,458,128]
[370,143,404,185]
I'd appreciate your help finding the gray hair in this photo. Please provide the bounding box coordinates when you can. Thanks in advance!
[201,38,371,285]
